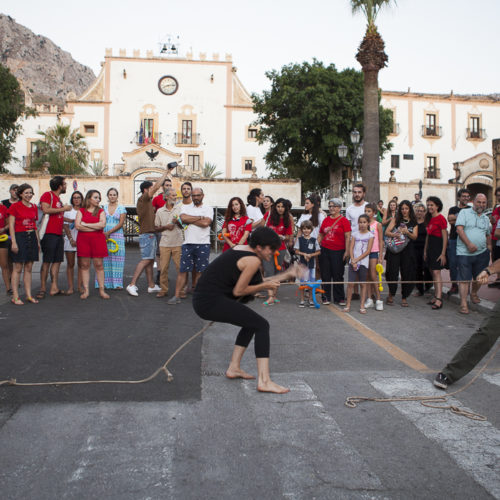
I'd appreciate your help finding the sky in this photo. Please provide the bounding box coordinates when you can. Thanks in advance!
[3,0,500,96]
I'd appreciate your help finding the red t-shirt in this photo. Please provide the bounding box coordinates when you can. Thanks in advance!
[319,216,351,250]
[266,216,293,251]
[426,214,447,238]
[222,216,252,252]
[491,205,500,241]
[40,191,64,235]
[0,204,8,230]
[152,194,166,211]
[7,201,38,232]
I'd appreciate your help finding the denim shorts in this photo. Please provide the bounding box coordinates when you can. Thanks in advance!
[300,268,316,283]
[369,251,379,259]
[457,250,490,281]
[180,244,210,273]
[139,233,157,260]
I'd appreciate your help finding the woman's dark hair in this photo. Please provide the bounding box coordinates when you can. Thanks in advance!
[270,197,291,228]
[107,187,119,197]
[304,196,320,228]
[16,183,34,198]
[248,227,280,251]
[224,197,247,224]
[425,196,443,224]
[247,188,262,207]
[395,200,417,226]
[83,190,102,216]
[49,176,65,191]
[261,195,274,215]
[70,191,84,207]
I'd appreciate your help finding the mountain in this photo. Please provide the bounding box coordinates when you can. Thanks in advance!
[0,13,96,104]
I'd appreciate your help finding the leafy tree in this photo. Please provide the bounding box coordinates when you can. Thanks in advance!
[30,123,89,175]
[0,64,36,172]
[252,59,392,194]
[201,161,222,178]
[351,0,396,202]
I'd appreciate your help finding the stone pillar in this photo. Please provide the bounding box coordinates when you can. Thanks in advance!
[493,139,500,195]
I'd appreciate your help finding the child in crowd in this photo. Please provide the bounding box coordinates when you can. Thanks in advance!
[343,214,374,314]
[294,220,321,307]
[364,203,384,311]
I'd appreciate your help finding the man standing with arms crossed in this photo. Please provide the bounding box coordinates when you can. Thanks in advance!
[126,168,171,296]
[169,187,213,304]
[38,176,72,298]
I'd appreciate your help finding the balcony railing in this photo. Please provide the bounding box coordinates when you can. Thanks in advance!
[390,123,400,135]
[466,128,486,140]
[421,125,442,138]
[174,133,201,146]
[425,169,439,179]
[135,131,162,145]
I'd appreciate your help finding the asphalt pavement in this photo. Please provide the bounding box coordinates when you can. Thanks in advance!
[0,244,498,499]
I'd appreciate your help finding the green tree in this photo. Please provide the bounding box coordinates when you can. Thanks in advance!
[351,0,395,202]
[30,123,89,175]
[0,64,35,172]
[252,60,392,194]
[201,161,222,178]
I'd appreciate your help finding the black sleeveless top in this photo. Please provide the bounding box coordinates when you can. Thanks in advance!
[193,248,263,303]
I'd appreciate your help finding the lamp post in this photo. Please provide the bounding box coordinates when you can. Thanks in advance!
[337,129,363,198]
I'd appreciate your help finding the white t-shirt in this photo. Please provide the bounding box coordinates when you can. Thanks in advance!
[180,204,214,245]
[246,205,263,224]
[346,202,368,233]
[296,212,326,239]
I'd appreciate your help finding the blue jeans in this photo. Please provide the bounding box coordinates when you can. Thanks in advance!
[448,238,458,282]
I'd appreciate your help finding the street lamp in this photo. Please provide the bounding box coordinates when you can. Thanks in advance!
[338,128,363,182]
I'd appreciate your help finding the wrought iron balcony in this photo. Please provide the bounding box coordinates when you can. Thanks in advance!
[390,123,400,135]
[466,128,486,140]
[425,169,439,179]
[173,133,200,146]
[421,125,442,138]
[135,131,162,145]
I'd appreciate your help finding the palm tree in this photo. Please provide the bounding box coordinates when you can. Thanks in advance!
[30,123,89,175]
[351,0,394,202]
[201,162,222,178]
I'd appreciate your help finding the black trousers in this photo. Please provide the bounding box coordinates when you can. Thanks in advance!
[414,245,432,294]
[193,295,270,358]
[385,245,415,299]
[319,247,345,302]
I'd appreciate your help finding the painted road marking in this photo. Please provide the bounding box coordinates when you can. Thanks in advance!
[370,375,500,499]
[327,305,430,372]
[483,373,500,386]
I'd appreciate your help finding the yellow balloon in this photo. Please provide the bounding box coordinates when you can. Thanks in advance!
[0,234,8,242]
[375,263,384,292]
[107,238,119,253]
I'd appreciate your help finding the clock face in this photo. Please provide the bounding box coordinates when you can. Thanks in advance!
[158,76,178,95]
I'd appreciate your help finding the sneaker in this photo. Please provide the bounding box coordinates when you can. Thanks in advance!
[321,296,330,305]
[375,300,384,311]
[167,296,181,305]
[433,373,450,390]
[338,299,347,306]
[126,284,138,297]
[364,298,374,309]
[299,301,305,308]
[148,284,162,293]
[309,300,315,307]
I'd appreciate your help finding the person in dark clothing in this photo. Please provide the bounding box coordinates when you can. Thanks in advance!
[413,203,432,295]
[193,227,302,394]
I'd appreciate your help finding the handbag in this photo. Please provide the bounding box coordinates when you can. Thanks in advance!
[384,226,409,254]
[38,192,53,239]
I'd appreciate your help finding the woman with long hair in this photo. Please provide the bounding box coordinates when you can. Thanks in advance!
[246,188,265,229]
[7,184,40,305]
[413,202,433,296]
[385,200,418,306]
[63,191,83,294]
[97,187,127,289]
[263,198,293,305]
[75,190,109,300]
[222,197,252,252]
[261,195,274,224]
[382,199,398,231]
[0,200,11,294]
[424,196,448,310]
[296,195,325,239]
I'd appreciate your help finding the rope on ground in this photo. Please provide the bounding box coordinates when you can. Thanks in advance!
[0,321,214,388]
[344,341,500,421]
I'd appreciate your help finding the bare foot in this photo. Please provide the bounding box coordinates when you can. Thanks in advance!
[257,380,290,394]
[100,291,110,300]
[226,368,255,380]
[66,289,74,295]
[80,290,89,300]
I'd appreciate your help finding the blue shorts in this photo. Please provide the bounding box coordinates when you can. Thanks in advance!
[457,250,490,281]
[139,233,157,260]
[369,251,379,259]
[180,244,211,273]
[300,268,316,283]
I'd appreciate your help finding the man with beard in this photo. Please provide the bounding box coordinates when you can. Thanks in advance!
[455,193,492,314]
[169,187,213,304]
[37,176,72,298]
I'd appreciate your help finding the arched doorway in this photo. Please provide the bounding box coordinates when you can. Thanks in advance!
[466,182,492,205]
[132,169,165,204]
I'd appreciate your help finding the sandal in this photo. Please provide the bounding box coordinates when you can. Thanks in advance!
[459,306,470,314]
[26,296,39,304]
[359,308,367,314]
[263,300,275,306]
[431,298,443,310]
[470,294,481,304]
[386,296,394,306]
[11,297,24,306]
[401,300,409,307]
[427,296,436,305]
[36,290,46,299]
[342,307,350,312]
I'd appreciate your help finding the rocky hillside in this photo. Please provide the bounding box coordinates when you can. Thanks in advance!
[0,14,96,104]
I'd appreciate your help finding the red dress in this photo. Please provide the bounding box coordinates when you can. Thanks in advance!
[77,208,108,258]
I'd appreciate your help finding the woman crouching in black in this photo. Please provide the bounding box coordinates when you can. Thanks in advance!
[193,227,302,394]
